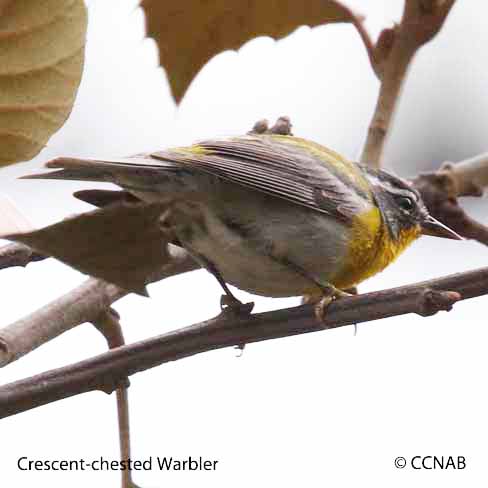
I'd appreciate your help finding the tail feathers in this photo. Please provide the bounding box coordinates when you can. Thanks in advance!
[21,168,110,182]
[21,155,177,183]
[21,157,115,183]
[45,156,167,169]
[74,189,140,208]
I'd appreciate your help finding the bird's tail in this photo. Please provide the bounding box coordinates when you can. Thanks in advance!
[21,155,177,184]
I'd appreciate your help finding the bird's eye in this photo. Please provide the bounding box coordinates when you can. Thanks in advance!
[397,196,414,212]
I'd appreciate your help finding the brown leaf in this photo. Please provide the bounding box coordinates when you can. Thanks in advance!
[141,0,356,103]
[5,202,172,295]
[0,0,87,165]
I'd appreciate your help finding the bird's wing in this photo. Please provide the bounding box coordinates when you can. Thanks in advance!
[152,134,372,223]
[26,135,373,224]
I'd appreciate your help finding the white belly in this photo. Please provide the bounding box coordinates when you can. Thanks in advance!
[182,205,349,297]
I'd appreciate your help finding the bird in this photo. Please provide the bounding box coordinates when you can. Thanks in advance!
[18,118,461,317]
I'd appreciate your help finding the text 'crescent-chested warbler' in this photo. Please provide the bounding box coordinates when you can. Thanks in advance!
[21,118,461,311]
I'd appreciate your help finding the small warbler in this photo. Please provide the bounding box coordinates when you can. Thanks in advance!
[23,119,460,310]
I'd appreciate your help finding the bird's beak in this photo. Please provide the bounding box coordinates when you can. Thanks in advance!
[421,215,463,240]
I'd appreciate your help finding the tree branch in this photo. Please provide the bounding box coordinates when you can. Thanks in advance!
[3,265,488,419]
[440,153,488,197]
[0,246,198,367]
[361,0,457,167]
[413,154,488,246]
[0,243,46,270]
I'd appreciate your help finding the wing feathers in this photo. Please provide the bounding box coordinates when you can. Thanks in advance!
[24,135,370,223]
[152,136,369,221]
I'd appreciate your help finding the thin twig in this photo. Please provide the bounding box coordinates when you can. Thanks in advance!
[4,265,488,419]
[361,0,457,167]
[349,15,381,78]
[93,309,137,488]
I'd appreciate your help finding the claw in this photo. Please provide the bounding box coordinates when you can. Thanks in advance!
[220,293,242,309]
[220,294,254,315]
[314,295,333,322]
[219,295,254,354]
[314,287,351,324]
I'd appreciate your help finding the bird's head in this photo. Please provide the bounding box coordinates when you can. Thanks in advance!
[364,167,462,242]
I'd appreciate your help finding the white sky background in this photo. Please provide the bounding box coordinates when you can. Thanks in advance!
[1,1,488,486]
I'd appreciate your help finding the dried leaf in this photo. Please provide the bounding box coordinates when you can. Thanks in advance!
[0,0,87,165]
[141,0,356,103]
[5,202,171,295]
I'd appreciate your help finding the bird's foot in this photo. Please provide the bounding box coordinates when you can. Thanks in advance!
[314,286,351,324]
[219,294,254,355]
[220,294,254,316]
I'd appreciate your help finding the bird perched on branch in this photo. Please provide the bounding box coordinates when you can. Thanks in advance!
[14,117,461,318]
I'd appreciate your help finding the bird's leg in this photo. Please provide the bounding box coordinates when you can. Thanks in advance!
[271,256,351,323]
[197,254,240,306]
[189,251,254,316]
[189,253,253,354]
[159,206,253,316]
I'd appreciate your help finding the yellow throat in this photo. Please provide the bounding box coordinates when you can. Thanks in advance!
[332,206,421,290]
